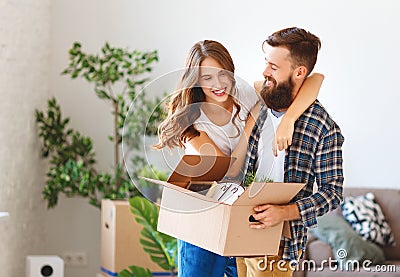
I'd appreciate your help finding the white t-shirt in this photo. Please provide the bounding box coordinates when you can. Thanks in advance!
[185,78,259,155]
[255,109,285,182]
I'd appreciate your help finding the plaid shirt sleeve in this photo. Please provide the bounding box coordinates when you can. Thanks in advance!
[295,122,344,229]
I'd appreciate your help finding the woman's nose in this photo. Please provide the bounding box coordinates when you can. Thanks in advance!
[213,76,223,88]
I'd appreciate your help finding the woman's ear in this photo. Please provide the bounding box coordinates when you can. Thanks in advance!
[293,66,308,80]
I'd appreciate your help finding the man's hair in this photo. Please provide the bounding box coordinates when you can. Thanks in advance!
[263,27,321,76]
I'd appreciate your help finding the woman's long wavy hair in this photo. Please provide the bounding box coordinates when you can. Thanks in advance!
[154,40,241,150]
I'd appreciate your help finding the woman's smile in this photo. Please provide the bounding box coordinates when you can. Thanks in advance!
[212,88,227,97]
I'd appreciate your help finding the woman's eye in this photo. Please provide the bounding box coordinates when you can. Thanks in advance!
[220,72,229,78]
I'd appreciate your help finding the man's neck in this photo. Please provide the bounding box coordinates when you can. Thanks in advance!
[291,81,303,100]
[270,108,285,118]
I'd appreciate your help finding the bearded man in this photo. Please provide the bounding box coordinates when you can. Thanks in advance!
[236,27,345,277]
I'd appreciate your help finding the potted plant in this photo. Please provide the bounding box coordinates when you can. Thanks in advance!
[35,41,165,208]
[118,196,178,277]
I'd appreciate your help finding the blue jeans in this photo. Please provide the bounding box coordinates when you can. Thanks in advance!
[178,240,237,277]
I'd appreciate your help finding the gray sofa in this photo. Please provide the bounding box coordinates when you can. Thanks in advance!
[294,188,400,277]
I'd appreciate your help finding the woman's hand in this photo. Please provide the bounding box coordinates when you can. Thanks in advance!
[273,116,295,157]
[272,73,324,156]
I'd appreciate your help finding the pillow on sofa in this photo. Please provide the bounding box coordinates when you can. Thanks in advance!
[310,214,385,265]
[341,192,395,246]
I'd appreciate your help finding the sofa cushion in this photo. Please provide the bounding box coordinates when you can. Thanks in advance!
[305,239,333,267]
[341,192,395,247]
[310,214,385,266]
[343,188,400,260]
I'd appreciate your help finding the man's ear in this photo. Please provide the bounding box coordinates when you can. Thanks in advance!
[293,66,308,80]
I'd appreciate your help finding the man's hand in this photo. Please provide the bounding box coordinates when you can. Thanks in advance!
[249,204,300,229]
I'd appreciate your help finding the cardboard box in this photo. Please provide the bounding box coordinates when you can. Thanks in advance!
[100,199,170,277]
[144,155,305,256]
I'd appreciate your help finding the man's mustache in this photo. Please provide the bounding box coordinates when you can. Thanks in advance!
[261,76,277,91]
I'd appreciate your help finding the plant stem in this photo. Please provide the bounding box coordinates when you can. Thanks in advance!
[113,98,121,190]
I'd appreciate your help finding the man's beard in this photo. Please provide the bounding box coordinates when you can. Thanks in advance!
[260,76,294,111]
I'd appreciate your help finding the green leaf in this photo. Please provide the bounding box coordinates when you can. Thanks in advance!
[118,269,132,277]
[129,196,158,230]
[95,88,111,100]
[105,41,111,50]
[118,265,152,277]
[73,41,81,48]
[129,196,177,271]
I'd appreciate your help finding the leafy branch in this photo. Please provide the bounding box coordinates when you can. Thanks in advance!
[36,42,164,208]
[61,42,159,185]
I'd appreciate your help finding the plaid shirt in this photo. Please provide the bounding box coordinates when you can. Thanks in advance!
[243,100,344,262]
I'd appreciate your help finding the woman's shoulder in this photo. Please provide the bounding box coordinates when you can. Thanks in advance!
[236,77,255,93]
[193,108,209,124]
[235,77,259,114]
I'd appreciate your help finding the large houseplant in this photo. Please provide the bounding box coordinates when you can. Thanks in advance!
[118,196,178,277]
[36,42,165,208]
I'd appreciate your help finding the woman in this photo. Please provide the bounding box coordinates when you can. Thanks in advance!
[154,40,323,277]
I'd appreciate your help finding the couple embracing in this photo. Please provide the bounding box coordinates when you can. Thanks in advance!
[155,27,344,277]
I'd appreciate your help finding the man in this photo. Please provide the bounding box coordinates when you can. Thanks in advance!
[236,27,344,276]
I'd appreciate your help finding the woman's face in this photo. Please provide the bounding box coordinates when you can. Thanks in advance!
[198,57,233,105]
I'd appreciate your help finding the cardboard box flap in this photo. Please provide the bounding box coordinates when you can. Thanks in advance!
[139,177,221,204]
[167,155,232,184]
[234,182,305,206]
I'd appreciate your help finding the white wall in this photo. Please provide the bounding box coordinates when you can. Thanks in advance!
[48,0,400,276]
[0,0,51,276]
[52,0,400,189]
